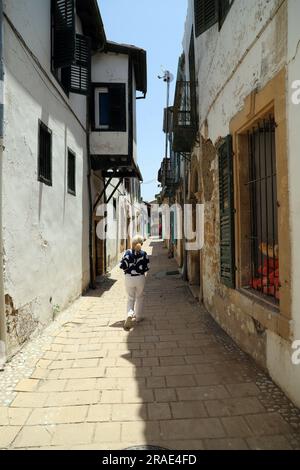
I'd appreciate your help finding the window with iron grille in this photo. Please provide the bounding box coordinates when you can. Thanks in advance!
[67,149,76,195]
[194,0,218,37]
[246,117,279,302]
[38,122,52,186]
[51,0,91,96]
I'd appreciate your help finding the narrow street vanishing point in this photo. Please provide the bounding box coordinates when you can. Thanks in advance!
[0,240,300,450]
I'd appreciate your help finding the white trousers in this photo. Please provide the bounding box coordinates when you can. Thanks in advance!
[124,274,146,319]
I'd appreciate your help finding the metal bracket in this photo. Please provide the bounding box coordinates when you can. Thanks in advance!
[106,178,123,204]
[93,177,112,211]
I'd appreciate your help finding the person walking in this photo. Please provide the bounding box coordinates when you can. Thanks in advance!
[120,235,150,330]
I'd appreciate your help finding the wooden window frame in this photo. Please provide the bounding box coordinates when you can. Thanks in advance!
[67,148,76,196]
[219,135,236,288]
[38,121,52,187]
[51,0,75,95]
[51,1,91,97]
[230,69,291,338]
[92,83,127,132]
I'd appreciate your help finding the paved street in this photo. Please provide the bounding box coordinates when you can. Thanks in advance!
[0,239,300,450]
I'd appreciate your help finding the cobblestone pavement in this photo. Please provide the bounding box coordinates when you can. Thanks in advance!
[0,239,300,450]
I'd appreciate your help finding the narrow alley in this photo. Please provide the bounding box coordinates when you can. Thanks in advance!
[0,239,300,450]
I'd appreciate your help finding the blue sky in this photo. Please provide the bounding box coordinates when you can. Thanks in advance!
[98,0,188,202]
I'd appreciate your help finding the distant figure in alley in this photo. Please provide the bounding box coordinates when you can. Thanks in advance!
[119,235,150,330]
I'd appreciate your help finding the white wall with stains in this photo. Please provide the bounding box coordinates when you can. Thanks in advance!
[2,2,90,354]
[182,0,300,406]
[266,0,300,408]
[183,0,286,140]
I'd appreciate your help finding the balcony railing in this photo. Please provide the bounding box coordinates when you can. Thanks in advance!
[172,81,197,153]
[158,154,181,199]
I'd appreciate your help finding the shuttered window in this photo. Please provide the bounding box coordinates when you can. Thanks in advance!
[219,135,235,288]
[52,0,76,69]
[194,0,218,37]
[67,149,76,195]
[38,122,52,186]
[109,85,126,131]
[94,84,126,132]
[68,34,91,95]
[52,2,91,96]
[61,35,91,96]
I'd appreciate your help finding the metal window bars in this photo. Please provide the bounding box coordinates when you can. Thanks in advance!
[246,116,279,302]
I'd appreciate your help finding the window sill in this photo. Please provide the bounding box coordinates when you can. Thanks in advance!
[91,127,127,133]
[51,70,70,99]
[38,177,52,187]
[238,287,279,314]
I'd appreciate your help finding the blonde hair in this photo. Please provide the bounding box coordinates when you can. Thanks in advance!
[132,235,144,251]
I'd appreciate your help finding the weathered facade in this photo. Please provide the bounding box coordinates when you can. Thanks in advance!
[0,0,147,357]
[158,0,300,407]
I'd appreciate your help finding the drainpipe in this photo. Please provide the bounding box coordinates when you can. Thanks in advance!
[182,155,188,281]
[86,104,96,290]
[86,43,106,289]
[0,0,7,354]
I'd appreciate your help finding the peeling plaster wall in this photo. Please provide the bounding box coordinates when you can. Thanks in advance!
[91,53,129,156]
[266,0,300,407]
[3,0,87,128]
[184,0,287,140]
[182,0,294,383]
[3,7,89,354]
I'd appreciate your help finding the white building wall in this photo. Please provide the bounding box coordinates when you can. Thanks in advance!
[266,0,300,408]
[91,53,129,156]
[3,0,87,128]
[3,7,90,353]
[182,0,300,406]
[184,0,286,141]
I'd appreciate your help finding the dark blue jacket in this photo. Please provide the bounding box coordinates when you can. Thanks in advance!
[119,249,150,276]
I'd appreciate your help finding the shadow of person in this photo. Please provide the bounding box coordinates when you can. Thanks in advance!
[119,239,186,450]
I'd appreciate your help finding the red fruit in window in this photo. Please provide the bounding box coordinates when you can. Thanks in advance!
[263,285,276,296]
[274,278,281,289]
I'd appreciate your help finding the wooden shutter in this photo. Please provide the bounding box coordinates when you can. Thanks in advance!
[65,34,91,95]
[38,122,52,186]
[109,85,126,131]
[219,135,235,288]
[67,150,76,195]
[219,0,233,29]
[52,0,76,69]
[194,0,218,37]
